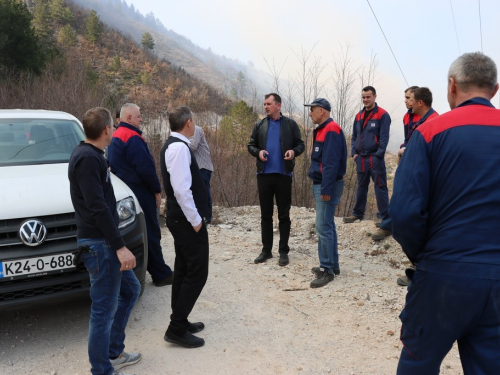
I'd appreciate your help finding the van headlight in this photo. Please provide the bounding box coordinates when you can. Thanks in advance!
[117,197,136,229]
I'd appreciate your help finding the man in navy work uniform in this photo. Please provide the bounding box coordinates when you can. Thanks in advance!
[160,106,209,349]
[248,93,305,266]
[343,86,391,226]
[373,87,439,242]
[305,98,347,288]
[397,86,420,161]
[108,103,173,287]
[69,107,141,375]
[391,52,500,375]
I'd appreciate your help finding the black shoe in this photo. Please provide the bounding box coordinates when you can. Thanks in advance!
[343,215,362,223]
[312,265,340,276]
[310,270,335,288]
[278,254,289,266]
[333,263,340,276]
[164,330,205,348]
[187,321,205,334]
[154,273,174,287]
[254,252,273,264]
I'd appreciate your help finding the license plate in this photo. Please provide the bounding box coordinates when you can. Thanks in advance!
[0,253,75,279]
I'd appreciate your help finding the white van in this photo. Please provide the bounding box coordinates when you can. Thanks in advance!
[0,110,148,309]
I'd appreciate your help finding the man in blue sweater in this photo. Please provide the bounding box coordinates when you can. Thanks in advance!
[305,98,347,288]
[248,93,305,266]
[108,103,173,287]
[391,52,500,374]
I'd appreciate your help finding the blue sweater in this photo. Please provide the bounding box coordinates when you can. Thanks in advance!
[390,97,500,279]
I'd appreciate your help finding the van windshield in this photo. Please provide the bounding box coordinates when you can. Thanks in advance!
[0,119,85,166]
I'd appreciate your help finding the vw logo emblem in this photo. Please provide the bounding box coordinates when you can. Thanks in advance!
[19,219,47,246]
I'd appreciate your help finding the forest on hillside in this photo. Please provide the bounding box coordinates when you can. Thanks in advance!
[0,0,385,219]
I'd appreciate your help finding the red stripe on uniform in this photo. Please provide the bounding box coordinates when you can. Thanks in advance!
[418,105,500,143]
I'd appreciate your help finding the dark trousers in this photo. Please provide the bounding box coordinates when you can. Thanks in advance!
[257,173,292,255]
[199,169,213,222]
[133,188,172,283]
[352,169,389,219]
[166,217,209,335]
[397,271,500,375]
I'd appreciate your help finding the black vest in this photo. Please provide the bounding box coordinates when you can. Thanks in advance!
[160,136,209,219]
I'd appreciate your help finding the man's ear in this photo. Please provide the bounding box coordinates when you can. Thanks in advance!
[491,83,499,99]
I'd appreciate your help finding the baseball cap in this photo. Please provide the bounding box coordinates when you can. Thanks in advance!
[304,98,331,112]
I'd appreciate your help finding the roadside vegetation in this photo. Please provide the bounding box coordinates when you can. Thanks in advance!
[0,0,389,219]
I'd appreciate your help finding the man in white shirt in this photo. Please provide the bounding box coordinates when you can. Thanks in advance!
[160,106,209,349]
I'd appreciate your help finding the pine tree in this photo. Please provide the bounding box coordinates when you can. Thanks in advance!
[111,55,121,71]
[85,10,103,44]
[32,0,52,41]
[57,23,76,48]
[49,0,73,25]
[0,0,46,75]
[141,32,154,51]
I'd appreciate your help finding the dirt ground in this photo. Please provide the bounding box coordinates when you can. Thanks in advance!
[0,206,463,375]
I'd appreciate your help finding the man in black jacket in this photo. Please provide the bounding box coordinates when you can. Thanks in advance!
[69,107,141,375]
[248,93,305,266]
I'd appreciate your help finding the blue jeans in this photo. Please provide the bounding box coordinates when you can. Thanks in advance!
[313,180,344,274]
[77,238,141,375]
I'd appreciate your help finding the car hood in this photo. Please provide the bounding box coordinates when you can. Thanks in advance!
[0,163,140,220]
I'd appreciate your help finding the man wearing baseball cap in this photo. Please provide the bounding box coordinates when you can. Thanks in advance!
[305,98,347,288]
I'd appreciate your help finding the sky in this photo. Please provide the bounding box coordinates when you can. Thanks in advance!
[130,0,500,150]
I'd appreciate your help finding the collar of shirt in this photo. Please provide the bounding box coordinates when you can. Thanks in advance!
[457,97,495,109]
[118,122,143,135]
[267,114,283,121]
[81,141,104,154]
[171,132,191,144]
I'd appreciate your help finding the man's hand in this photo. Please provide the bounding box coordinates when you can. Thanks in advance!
[284,150,295,160]
[116,246,136,271]
[259,150,268,162]
[321,195,331,201]
[193,221,203,232]
[398,147,405,163]
[353,154,358,161]
[155,192,161,208]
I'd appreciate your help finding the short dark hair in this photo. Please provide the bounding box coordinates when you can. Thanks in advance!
[82,107,112,140]
[413,87,433,107]
[168,106,192,132]
[115,110,120,119]
[405,86,419,94]
[362,86,376,95]
[265,93,281,104]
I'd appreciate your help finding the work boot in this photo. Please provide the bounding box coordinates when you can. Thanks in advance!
[374,219,382,228]
[397,275,411,286]
[371,228,392,241]
[343,215,362,223]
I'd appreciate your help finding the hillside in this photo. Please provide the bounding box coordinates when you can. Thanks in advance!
[1,0,232,120]
[70,0,270,103]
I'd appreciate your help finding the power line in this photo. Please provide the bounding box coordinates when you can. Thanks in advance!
[366,0,408,87]
[478,0,483,52]
[449,0,461,54]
